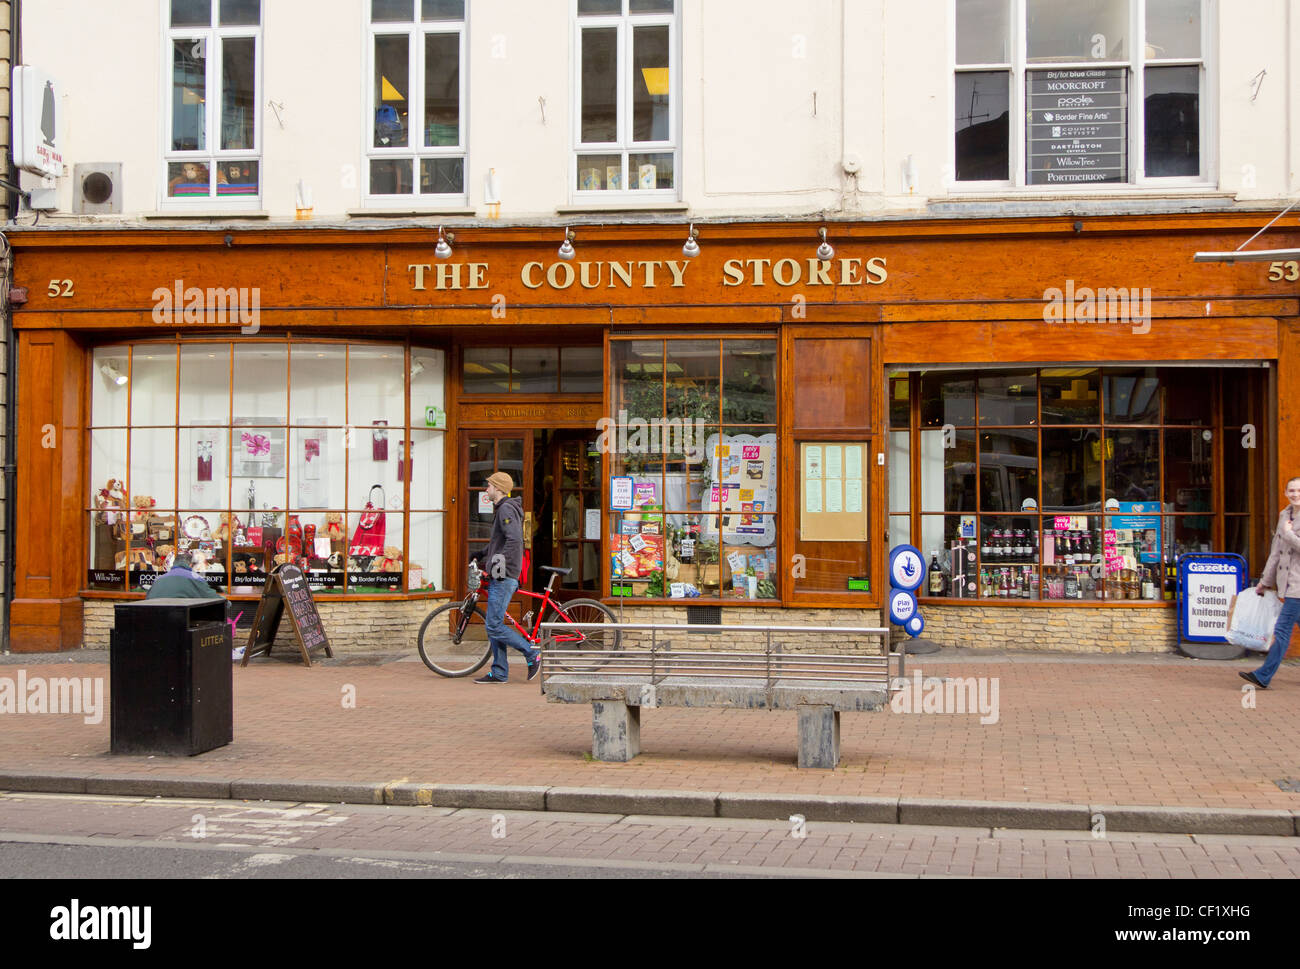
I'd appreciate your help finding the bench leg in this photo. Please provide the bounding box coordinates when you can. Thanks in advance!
[591,700,641,762]
[797,704,840,769]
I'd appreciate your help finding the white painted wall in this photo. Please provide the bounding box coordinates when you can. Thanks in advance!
[17,0,1299,221]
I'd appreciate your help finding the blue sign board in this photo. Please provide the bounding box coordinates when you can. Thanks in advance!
[1178,553,1248,644]
[888,544,925,592]
[888,588,918,626]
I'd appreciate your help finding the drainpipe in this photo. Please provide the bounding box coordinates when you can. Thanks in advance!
[3,0,20,653]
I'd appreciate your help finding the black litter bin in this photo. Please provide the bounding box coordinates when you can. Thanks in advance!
[109,598,232,756]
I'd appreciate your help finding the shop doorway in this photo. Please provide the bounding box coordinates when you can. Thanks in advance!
[462,432,532,606]
[459,429,602,603]
[531,431,602,602]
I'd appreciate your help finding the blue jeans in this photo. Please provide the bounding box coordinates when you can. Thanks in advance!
[1254,596,1300,686]
[484,577,538,680]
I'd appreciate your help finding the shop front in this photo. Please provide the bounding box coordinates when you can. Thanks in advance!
[7,214,1298,653]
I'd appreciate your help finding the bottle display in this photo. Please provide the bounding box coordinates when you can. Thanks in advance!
[928,550,945,596]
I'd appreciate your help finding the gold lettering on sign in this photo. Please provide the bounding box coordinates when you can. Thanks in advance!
[404,256,890,293]
[609,262,634,287]
[436,262,463,290]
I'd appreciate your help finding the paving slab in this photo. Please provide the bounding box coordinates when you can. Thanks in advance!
[2,653,1300,836]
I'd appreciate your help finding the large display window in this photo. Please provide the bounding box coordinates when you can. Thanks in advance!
[87,340,447,596]
[890,366,1267,603]
[608,336,778,601]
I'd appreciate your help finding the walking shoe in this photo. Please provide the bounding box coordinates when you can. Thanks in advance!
[527,656,541,681]
[1239,670,1268,688]
[474,674,506,684]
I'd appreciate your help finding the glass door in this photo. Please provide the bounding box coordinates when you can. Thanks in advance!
[551,436,602,599]
[462,432,532,600]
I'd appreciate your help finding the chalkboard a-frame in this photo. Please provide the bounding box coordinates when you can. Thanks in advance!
[240,564,333,667]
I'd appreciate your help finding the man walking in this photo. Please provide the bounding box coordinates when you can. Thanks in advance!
[470,471,540,683]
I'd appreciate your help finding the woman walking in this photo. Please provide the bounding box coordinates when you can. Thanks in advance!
[1241,477,1300,688]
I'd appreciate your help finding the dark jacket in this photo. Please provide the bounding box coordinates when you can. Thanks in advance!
[145,567,223,600]
[1261,508,1300,599]
[471,495,524,581]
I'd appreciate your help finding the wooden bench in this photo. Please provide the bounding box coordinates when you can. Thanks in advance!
[539,623,893,769]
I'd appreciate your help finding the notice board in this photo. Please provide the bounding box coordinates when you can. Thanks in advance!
[800,442,869,542]
[241,563,333,667]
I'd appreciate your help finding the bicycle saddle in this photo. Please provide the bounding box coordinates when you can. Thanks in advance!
[540,565,573,576]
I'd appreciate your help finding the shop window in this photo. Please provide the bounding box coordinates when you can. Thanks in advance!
[366,0,466,201]
[895,366,1267,604]
[575,0,678,197]
[954,0,1207,188]
[609,337,777,601]
[164,0,262,205]
[87,342,447,596]
[461,346,602,395]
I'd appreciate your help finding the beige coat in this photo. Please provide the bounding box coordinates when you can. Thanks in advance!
[1260,509,1300,598]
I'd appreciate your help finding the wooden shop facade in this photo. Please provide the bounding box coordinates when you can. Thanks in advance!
[6,211,1298,652]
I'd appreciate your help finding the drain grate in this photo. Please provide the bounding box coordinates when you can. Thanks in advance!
[1274,778,1300,792]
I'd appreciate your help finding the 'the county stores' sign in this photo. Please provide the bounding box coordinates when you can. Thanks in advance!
[405,256,889,292]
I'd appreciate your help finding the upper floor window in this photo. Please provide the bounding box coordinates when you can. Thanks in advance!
[954,0,1207,188]
[165,0,262,204]
[574,0,678,197]
[367,0,466,201]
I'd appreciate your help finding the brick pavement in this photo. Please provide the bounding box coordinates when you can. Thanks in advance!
[1,793,1294,878]
[0,653,1297,812]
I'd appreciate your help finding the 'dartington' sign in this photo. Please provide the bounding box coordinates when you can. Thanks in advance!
[405,255,889,292]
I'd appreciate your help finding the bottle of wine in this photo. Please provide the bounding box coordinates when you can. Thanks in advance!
[928,551,945,596]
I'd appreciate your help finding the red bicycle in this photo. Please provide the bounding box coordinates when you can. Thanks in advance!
[417,562,619,677]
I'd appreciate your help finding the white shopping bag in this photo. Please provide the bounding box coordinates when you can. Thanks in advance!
[1226,587,1282,652]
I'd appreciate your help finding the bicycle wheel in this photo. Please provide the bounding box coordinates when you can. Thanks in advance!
[548,598,620,672]
[417,601,492,677]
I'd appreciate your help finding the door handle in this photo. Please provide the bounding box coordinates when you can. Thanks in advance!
[524,511,533,549]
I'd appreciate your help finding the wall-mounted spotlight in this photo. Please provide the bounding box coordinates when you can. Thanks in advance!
[816,227,834,261]
[101,360,128,386]
[558,227,576,261]
[410,357,426,378]
[682,224,700,259]
[435,226,454,260]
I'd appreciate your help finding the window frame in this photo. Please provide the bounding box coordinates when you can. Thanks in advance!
[889,364,1267,606]
[160,0,264,210]
[362,2,469,207]
[948,0,1214,193]
[85,337,450,598]
[605,333,780,604]
[571,0,680,201]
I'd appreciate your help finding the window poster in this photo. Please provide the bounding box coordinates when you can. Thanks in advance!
[702,433,776,546]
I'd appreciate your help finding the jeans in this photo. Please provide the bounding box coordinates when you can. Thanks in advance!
[484,577,538,680]
[1254,596,1300,686]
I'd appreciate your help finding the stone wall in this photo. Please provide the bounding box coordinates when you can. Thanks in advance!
[81,599,1180,654]
[907,604,1180,653]
[83,598,441,653]
[602,604,887,653]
